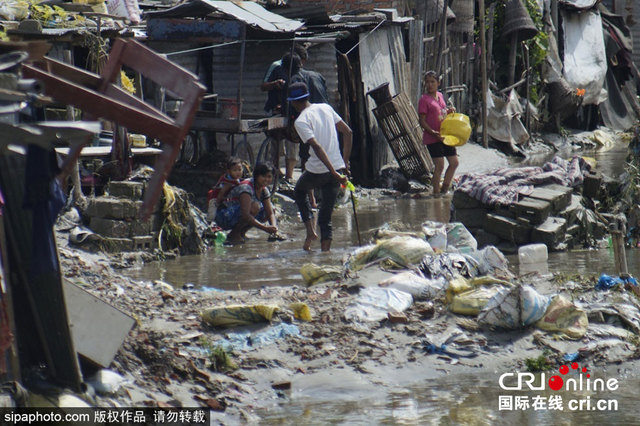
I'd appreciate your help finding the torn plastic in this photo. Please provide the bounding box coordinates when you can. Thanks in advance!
[419,252,480,280]
[446,222,478,254]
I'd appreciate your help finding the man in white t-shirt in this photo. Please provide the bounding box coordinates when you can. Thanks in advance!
[288,82,353,252]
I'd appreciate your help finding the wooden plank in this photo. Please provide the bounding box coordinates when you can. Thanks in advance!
[63,280,136,367]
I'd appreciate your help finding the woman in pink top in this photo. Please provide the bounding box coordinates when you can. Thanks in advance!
[418,70,458,197]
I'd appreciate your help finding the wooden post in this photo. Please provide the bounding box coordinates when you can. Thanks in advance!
[487,3,496,82]
[611,230,629,277]
[523,42,531,134]
[479,0,488,148]
[507,33,518,86]
[63,49,86,205]
[236,24,246,120]
[435,0,448,76]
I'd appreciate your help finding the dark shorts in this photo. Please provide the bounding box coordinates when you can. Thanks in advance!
[426,142,457,158]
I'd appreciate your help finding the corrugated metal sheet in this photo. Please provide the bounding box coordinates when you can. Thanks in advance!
[211,40,339,115]
[202,0,303,32]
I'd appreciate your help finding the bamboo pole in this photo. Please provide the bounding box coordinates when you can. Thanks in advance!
[479,0,488,148]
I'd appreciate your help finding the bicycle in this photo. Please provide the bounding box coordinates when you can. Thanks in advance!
[230,135,255,179]
[256,132,281,195]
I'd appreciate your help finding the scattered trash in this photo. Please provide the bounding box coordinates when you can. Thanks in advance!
[300,263,343,286]
[587,302,640,334]
[378,271,447,300]
[535,295,589,339]
[201,305,278,328]
[595,273,638,291]
[478,285,551,329]
[344,287,413,322]
[445,275,512,304]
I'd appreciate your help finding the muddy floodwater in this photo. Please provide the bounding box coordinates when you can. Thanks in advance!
[124,139,640,423]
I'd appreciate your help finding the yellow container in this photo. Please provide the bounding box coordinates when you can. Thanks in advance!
[440,113,471,147]
[130,134,146,148]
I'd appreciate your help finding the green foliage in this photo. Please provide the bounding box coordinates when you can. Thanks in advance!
[199,337,238,372]
[485,0,548,104]
[525,350,553,372]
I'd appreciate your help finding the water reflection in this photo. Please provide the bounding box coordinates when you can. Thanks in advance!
[257,372,639,425]
[124,197,451,290]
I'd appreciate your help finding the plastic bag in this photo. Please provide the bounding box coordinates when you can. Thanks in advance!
[450,285,503,316]
[378,271,447,300]
[469,246,511,276]
[423,221,447,252]
[0,0,29,20]
[368,236,434,267]
[301,263,343,286]
[478,285,551,329]
[344,287,413,322]
[446,222,478,253]
[535,295,588,339]
[445,275,512,303]
[343,244,376,272]
[201,305,278,328]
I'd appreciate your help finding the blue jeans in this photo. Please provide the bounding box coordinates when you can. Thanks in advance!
[294,171,340,241]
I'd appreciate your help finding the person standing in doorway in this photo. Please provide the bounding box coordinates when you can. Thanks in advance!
[418,70,458,196]
[288,82,352,252]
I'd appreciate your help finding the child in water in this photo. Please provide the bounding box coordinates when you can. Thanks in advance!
[207,157,245,222]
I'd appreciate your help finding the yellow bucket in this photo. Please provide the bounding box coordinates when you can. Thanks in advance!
[440,113,471,147]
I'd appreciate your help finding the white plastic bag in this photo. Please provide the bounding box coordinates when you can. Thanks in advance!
[470,246,510,275]
[446,222,478,253]
[344,287,413,322]
[423,221,447,251]
[378,271,447,300]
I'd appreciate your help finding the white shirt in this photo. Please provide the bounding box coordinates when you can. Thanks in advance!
[294,103,345,174]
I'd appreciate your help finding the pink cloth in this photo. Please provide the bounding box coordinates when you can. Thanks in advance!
[418,92,447,145]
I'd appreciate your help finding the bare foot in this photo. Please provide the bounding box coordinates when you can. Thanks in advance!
[303,233,318,251]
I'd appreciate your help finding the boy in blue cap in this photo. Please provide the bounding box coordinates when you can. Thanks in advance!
[288,82,352,252]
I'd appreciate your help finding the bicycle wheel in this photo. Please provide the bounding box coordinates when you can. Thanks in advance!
[256,136,280,195]
[231,139,254,178]
[179,131,199,165]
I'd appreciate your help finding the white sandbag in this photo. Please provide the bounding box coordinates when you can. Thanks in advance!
[378,271,447,300]
[344,287,413,322]
[478,285,551,329]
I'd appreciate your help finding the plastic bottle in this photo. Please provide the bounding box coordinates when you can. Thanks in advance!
[214,231,226,247]
[518,243,548,264]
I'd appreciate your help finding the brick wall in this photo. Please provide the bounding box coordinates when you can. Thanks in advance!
[291,0,410,15]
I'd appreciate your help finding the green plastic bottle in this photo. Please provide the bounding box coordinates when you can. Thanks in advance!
[214,231,226,247]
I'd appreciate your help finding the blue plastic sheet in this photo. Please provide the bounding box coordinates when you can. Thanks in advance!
[217,323,301,351]
[595,274,638,291]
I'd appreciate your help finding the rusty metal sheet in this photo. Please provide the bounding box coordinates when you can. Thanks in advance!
[202,0,303,32]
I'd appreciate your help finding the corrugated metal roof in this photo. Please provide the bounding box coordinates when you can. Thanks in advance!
[202,1,303,32]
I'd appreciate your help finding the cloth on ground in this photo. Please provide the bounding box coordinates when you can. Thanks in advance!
[456,156,590,206]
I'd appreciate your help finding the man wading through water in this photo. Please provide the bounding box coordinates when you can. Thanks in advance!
[288,82,353,252]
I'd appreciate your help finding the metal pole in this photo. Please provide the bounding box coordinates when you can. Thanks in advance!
[236,24,246,120]
[479,0,488,148]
